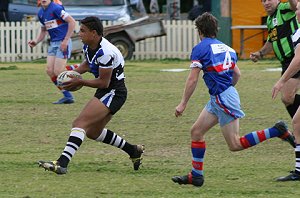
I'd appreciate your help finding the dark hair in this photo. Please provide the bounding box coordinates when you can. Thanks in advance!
[80,16,104,36]
[195,12,218,38]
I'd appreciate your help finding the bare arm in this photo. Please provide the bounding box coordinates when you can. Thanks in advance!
[60,15,76,52]
[28,27,47,48]
[74,60,90,74]
[250,41,273,62]
[63,66,113,90]
[175,67,201,117]
[232,65,241,86]
[289,0,297,11]
[272,45,300,99]
[82,67,112,89]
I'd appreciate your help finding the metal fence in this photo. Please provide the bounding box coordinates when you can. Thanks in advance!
[0,20,199,62]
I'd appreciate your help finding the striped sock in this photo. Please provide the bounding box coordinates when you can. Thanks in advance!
[51,75,63,91]
[51,75,73,98]
[295,145,300,174]
[96,128,135,156]
[65,64,79,70]
[57,128,85,167]
[191,141,206,177]
[240,126,281,149]
[51,76,59,87]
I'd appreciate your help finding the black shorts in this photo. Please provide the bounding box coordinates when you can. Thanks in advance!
[281,57,300,78]
[94,87,127,115]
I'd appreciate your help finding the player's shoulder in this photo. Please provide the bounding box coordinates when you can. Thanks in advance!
[50,2,64,12]
[277,2,293,11]
[101,38,121,55]
[100,38,112,48]
[193,38,209,51]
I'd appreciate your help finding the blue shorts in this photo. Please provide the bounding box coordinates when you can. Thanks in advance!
[48,40,72,59]
[205,86,245,127]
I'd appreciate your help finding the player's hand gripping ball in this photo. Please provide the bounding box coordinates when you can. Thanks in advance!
[57,70,83,91]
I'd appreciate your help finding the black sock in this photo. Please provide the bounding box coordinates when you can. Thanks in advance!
[295,145,300,175]
[96,129,135,156]
[286,94,300,118]
[57,128,85,168]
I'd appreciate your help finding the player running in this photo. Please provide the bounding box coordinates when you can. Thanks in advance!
[37,16,144,174]
[272,1,300,182]
[172,12,295,187]
[250,0,300,119]
[28,0,76,104]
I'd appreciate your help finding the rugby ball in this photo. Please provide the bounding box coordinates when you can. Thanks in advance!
[57,70,83,91]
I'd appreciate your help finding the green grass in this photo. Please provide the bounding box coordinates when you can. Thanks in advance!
[0,60,299,198]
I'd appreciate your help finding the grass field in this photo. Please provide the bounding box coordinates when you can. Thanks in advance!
[0,59,299,198]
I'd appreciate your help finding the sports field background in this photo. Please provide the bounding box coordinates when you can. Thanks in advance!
[0,60,299,197]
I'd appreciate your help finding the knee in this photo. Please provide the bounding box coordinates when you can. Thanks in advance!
[72,118,79,127]
[281,93,295,106]
[85,132,95,139]
[226,138,243,151]
[72,118,87,133]
[72,120,99,140]
[228,145,243,152]
[53,68,64,76]
[292,119,300,133]
[190,127,204,141]
[46,68,53,76]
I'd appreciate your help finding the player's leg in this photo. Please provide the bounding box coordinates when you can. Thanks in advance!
[55,97,142,171]
[190,108,218,175]
[221,119,243,151]
[216,86,295,150]
[52,40,74,104]
[222,119,295,151]
[276,108,300,181]
[172,108,218,187]
[281,77,300,118]
[94,128,144,171]
[52,57,74,104]
[91,88,144,170]
[45,55,73,104]
[46,43,61,96]
[46,55,56,81]
[38,97,102,174]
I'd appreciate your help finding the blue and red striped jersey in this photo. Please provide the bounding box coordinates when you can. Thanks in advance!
[38,2,70,42]
[190,37,238,96]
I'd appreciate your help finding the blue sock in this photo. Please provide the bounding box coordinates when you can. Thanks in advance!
[62,90,73,99]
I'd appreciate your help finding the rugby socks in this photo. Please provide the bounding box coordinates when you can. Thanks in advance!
[51,76,73,99]
[57,128,85,168]
[95,128,135,156]
[286,94,300,118]
[65,64,79,71]
[191,141,206,177]
[51,76,59,88]
[295,144,300,175]
[62,90,73,98]
[240,127,281,149]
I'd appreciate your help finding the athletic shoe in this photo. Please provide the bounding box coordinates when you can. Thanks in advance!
[38,160,67,175]
[52,97,74,104]
[276,171,300,181]
[129,144,145,171]
[274,121,296,148]
[172,172,204,187]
